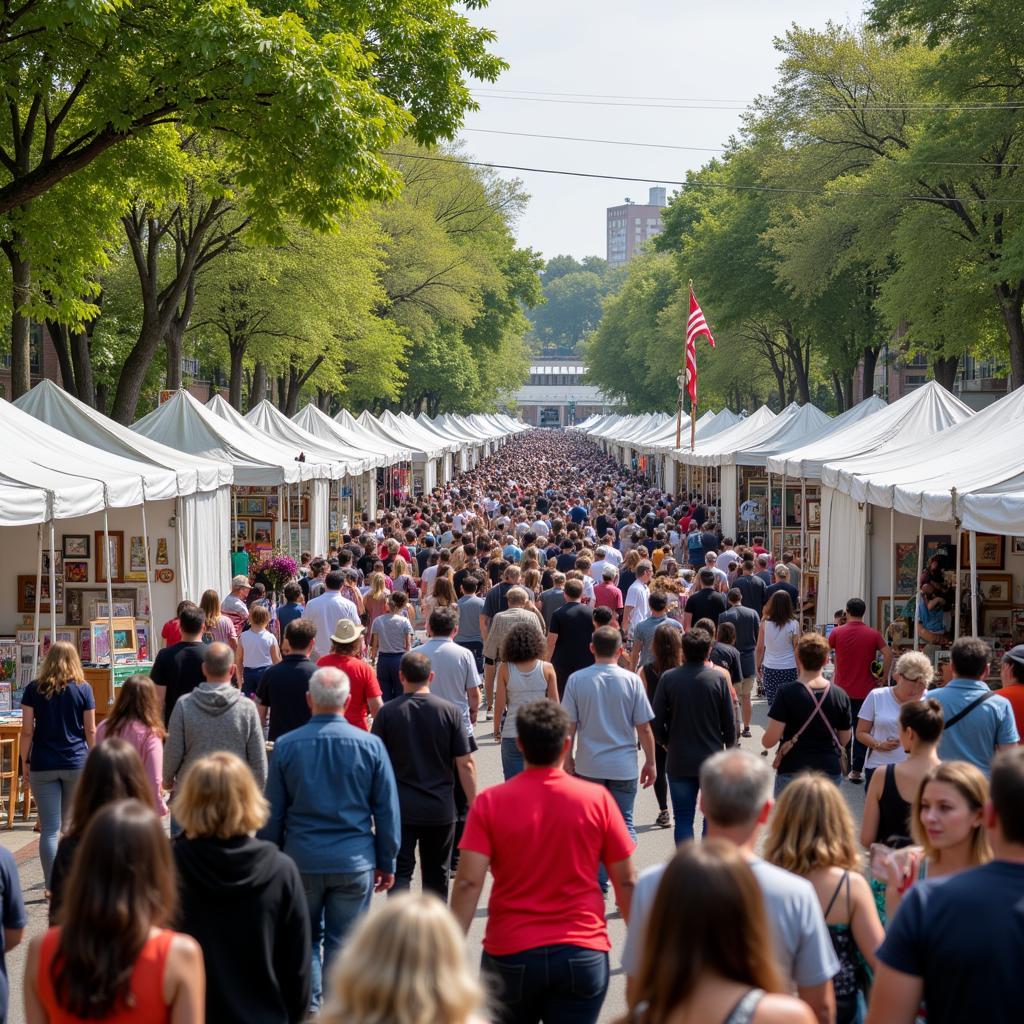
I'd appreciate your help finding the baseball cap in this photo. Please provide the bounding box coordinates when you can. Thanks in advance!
[1003,644,1024,665]
[231,575,251,589]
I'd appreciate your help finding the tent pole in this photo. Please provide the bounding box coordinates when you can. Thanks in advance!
[913,516,924,650]
[233,487,238,554]
[142,502,155,655]
[276,485,284,555]
[32,525,42,678]
[48,520,57,642]
[954,523,962,641]
[800,479,807,617]
[969,531,978,638]
[766,471,772,549]
[103,510,115,694]
[889,506,896,638]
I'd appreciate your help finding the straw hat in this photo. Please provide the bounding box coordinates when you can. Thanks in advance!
[329,620,366,645]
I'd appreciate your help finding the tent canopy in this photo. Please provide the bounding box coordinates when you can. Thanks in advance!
[328,408,412,465]
[292,404,399,466]
[674,406,778,466]
[134,390,323,485]
[767,383,969,479]
[358,410,445,461]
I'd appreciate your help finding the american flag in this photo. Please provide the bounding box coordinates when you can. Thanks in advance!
[685,285,716,404]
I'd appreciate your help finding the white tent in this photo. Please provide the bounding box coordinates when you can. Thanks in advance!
[329,408,411,466]
[767,383,968,480]
[15,381,234,604]
[357,410,444,493]
[675,406,778,468]
[422,413,484,470]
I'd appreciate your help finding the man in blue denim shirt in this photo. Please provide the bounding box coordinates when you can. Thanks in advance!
[261,666,400,1008]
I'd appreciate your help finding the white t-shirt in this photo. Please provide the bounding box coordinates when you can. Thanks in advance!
[603,547,623,566]
[859,686,916,770]
[763,619,799,669]
[625,580,650,635]
[301,591,360,659]
[239,627,276,668]
[716,548,740,572]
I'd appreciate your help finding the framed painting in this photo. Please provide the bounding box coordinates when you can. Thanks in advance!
[1012,537,1024,556]
[17,575,62,614]
[807,533,821,568]
[978,573,1013,606]
[895,542,919,593]
[17,645,35,688]
[1013,607,1024,643]
[96,601,135,620]
[40,628,78,656]
[265,493,280,518]
[94,530,125,583]
[252,519,273,543]
[135,623,150,661]
[155,538,169,566]
[288,497,309,521]
[41,551,63,577]
[806,498,821,529]
[877,595,913,635]
[233,520,249,542]
[125,536,149,581]
[242,496,265,516]
[0,642,16,684]
[960,532,1004,570]
[65,560,89,584]
[983,607,1014,637]
[783,530,803,553]
[65,588,83,625]
[62,534,90,559]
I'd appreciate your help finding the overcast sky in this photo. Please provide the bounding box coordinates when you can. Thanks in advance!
[461,0,865,262]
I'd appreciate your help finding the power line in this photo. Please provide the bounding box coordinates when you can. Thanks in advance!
[471,88,1024,113]
[460,127,1024,169]
[384,151,1024,204]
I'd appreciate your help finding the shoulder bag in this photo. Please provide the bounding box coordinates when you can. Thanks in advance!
[773,683,849,775]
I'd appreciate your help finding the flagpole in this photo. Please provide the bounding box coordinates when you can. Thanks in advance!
[689,279,697,451]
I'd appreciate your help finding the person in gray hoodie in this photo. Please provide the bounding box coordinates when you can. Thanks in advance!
[163,643,268,809]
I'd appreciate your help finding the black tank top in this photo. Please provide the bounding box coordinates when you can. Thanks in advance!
[643,665,661,705]
[875,763,912,845]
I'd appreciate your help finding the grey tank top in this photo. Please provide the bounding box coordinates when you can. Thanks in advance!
[723,988,764,1024]
[503,660,549,739]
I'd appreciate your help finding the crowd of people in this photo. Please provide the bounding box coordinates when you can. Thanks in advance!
[9,428,1024,1024]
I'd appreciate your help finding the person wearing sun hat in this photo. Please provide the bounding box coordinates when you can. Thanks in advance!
[998,644,1024,742]
[316,619,383,731]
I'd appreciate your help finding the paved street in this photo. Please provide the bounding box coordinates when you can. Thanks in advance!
[4,694,865,1023]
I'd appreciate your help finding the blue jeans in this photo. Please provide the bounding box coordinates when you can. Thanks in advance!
[501,736,524,780]
[774,772,843,797]
[667,775,706,845]
[456,639,484,674]
[482,944,609,1024]
[31,768,82,888]
[375,653,404,702]
[577,775,636,889]
[301,869,374,1007]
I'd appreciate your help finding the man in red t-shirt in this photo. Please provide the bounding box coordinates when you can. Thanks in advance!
[452,699,636,1022]
[593,565,625,624]
[828,597,892,784]
[316,620,383,730]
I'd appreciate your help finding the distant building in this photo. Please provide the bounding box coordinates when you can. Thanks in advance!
[852,350,1009,410]
[510,357,615,427]
[606,186,667,268]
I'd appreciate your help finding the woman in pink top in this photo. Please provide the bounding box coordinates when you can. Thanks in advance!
[95,676,167,815]
[199,589,238,649]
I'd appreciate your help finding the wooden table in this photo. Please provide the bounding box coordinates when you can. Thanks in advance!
[84,663,154,714]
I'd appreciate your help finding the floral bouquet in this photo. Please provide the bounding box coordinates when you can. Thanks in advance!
[251,552,298,592]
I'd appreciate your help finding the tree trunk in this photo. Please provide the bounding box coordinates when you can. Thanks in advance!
[861,345,880,400]
[276,375,287,411]
[46,321,77,395]
[95,381,109,414]
[932,354,960,390]
[165,329,182,390]
[831,371,847,413]
[995,282,1024,389]
[227,338,245,409]
[4,239,32,397]
[249,362,267,410]
[316,388,329,412]
[842,375,855,411]
[70,328,96,407]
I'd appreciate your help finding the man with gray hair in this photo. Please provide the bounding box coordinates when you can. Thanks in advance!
[163,642,267,805]
[261,665,400,1010]
[621,748,838,1024]
[482,585,545,680]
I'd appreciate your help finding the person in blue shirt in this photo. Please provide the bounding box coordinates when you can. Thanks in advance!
[276,581,305,637]
[930,637,1018,776]
[917,583,947,642]
[261,666,400,1009]
[0,846,25,1022]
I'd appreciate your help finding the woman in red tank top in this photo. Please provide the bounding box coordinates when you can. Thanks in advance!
[25,799,204,1024]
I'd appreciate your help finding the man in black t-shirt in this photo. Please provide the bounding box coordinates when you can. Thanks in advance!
[546,579,595,697]
[256,619,317,741]
[371,651,477,899]
[150,603,207,725]
[733,558,768,615]
[683,570,728,629]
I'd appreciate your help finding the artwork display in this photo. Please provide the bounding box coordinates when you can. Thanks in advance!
[895,543,919,594]
[95,601,135,620]
[94,530,125,583]
[88,617,137,664]
[265,494,280,518]
[155,538,169,565]
[40,629,78,656]
[18,645,35,688]
[135,623,150,661]
[924,535,955,572]
[808,533,821,568]
[41,551,63,576]
[155,568,174,584]
[877,595,913,637]
[62,535,90,559]
[983,607,1014,637]
[0,641,16,684]
[242,497,266,516]
[960,532,1005,570]
[252,519,273,543]
[288,498,309,521]
[65,588,83,625]
[1012,538,1024,556]
[768,487,802,529]
[978,574,1013,606]
[233,520,249,542]
[126,536,149,581]
[65,561,89,583]
[17,575,63,614]
[806,499,821,528]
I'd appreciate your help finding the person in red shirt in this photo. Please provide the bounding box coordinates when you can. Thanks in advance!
[160,600,192,648]
[593,565,625,624]
[452,698,636,1024]
[316,620,384,730]
[828,597,893,784]
[998,645,1024,742]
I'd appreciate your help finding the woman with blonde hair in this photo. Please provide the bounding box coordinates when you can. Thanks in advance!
[623,839,813,1024]
[199,588,238,649]
[20,641,96,890]
[363,571,390,633]
[319,893,486,1024]
[764,775,884,1023]
[173,752,311,1023]
[885,760,992,920]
